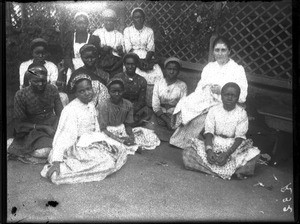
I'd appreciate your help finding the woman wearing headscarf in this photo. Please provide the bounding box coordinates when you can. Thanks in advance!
[7,65,63,163]
[123,7,164,107]
[41,74,129,185]
[93,8,124,77]
[62,11,101,74]
[19,38,58,90]
[149,57,187,141]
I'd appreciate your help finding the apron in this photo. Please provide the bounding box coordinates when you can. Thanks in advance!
[73,32,91,69]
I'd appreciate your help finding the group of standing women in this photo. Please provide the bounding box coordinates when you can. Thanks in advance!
[7,7,261,184]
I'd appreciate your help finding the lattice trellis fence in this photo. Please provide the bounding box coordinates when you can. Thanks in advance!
[218,1,292,88]
[6,1,292,88]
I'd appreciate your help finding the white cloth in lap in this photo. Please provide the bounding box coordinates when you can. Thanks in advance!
[152,78,187,114]
[173,59,248,125]
[93,28,124,57]
[41,98,128,185]
[19,59,58,89]
[123,25,163,85]
[107,124,161,151]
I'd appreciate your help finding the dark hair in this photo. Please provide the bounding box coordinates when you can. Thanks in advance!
[73,78,92,93]
[165,61,181,69]
[80,44,98,56]
[30,38,48,52]
[221,82,241,97]
[123,52,140,66]
[212,36,231,51]
[107,79,125,90]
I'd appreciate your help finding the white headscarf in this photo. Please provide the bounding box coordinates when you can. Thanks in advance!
[102,9,117,19]
[130,7,145,18]
[74,11,90,23]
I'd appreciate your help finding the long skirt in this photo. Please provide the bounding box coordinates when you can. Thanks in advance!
[169,113,207,149]
[182,137,261,180]
[107,124,161,150]
[41,132,129,185]
[145,113,174,142]
[7,116,58,157]
[136,64,163,108]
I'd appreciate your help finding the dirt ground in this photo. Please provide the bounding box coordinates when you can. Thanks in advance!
[6,142,294,223]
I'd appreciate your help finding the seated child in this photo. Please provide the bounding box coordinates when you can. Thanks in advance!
[97,78,160,152]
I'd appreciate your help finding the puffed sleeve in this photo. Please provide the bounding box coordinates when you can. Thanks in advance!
[13,90,27,121]
[235,65,248,103]
[194,63,212,93]
[48,104,79,163]
[180,82,188,98]
[204,106,216,135]
[19,62,28,89]
[146,28,155,52]
[123,27,132,53]
[152,82,161,114]
[97,102,109,130]
[234,108,248,139]
[47,62,59,86]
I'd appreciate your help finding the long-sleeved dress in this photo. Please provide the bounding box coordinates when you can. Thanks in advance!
[98,99,160,151]
[123,25,164,107]
[170,59,248,149]
[93,27,124,76]
[7,84,63,157]
[182,104,260,180]
[40,98,129,185]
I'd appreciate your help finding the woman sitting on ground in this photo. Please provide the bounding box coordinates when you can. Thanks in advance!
[123,7,163,107]
[66,44,110,106]
[41,74,129,185]
[97,78,160,152]
[182,82,260,180]
[170,35,248,150]
[114,53,150,125]
[7,65,63,163]
[19,38,58,90]
[93,9,124,77]
[150,57,187,141]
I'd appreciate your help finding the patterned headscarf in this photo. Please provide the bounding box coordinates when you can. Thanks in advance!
[70,74,92,91]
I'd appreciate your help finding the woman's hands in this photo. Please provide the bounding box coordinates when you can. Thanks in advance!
[210,84,221,95]
[206,149,217,165]
[46,161,61,179]
[40,125,56,137]
[215,152,230,166]
[206,148,230,166]
[122,136,135,146]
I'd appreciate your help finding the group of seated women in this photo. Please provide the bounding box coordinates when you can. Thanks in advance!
[7,7,261,184]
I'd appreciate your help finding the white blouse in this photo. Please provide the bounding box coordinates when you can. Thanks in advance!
[152,79,187,114]
[49,98,100,162]
[123,25,155,59]
[19,59,58,89]
[204,104,248,139]
[196,59,248,103]
[93,28,124,57]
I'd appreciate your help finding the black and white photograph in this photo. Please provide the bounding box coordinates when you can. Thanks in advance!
[4,0,296,222]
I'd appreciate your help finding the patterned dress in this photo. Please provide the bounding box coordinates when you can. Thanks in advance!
[170,59,248,149]
[7,84,63,156]
[41,98,129,185]
[182,104,260,180]
[98,99,160,151]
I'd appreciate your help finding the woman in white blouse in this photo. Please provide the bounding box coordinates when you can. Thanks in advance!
[151,57,187,138]
[123,7,164,107]
[19,38,58,90]
[170,35,248,150]
[93,9,124,77]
